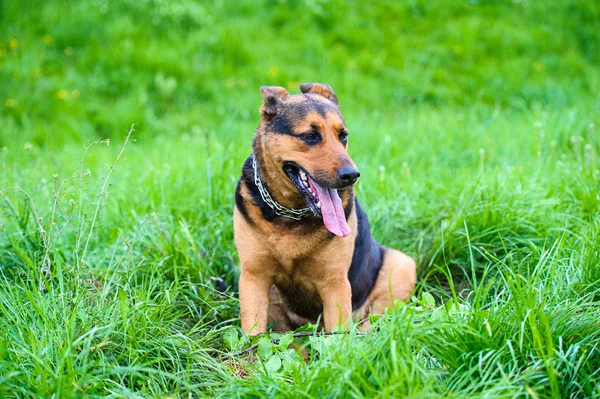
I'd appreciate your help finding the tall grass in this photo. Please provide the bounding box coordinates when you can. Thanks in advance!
[1,0,600,397]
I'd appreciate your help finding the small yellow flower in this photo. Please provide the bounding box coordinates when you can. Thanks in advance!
[43,35,53,45]
[267,66,279,78]
[71,89,80,99]
[532,61,545,72]
[9,39,18,50]
[287,81,300,90]
[56,89,69,100]
[5,98,16,107]
[225,78,235,89]
[347,59,356,68]
[64,47,73,56]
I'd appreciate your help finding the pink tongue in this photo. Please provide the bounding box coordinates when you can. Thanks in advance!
[310,178,351,237]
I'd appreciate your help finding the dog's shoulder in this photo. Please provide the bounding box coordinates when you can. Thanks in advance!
[234,156,257,225]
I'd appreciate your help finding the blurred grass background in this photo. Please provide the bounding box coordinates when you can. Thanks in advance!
[2,0,599,145]
[1,1,600,398]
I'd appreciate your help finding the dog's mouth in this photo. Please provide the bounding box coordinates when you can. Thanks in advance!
[283,163,351,237]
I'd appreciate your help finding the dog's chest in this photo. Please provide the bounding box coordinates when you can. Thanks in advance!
[262,226,331,265]
[272,261,323,320]
[264,230,328,297]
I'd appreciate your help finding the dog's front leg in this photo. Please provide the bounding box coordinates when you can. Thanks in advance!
[234,208,275,335]
[316,277,352,331]
[239,269,273,335]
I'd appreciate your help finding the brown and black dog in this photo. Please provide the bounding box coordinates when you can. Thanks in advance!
[234,83,416,334]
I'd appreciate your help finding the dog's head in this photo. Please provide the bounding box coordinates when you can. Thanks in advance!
[254,83,358,237]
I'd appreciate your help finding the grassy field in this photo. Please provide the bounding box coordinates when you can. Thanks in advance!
[1,0,600,397]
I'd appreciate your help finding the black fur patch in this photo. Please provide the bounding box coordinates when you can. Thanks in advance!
[234,179,253,227]
[347,199,385,311]
[270,113,297,137]
[276,277,324,320]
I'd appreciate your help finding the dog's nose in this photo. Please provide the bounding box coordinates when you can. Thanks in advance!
[338,166,360,186]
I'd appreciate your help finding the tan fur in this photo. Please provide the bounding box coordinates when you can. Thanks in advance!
[355,249,417,320]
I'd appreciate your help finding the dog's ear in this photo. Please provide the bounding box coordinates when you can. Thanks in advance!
[260,86,289,122]
[299,83,338,104]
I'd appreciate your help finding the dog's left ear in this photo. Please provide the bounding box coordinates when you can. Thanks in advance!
[299,83,338,104]
[260,86,289,122]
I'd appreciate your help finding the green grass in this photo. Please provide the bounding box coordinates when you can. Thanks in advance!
[1,0,600,397]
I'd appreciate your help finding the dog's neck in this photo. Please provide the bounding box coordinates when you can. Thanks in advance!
[249,158,354,224]
[252,150,308,211]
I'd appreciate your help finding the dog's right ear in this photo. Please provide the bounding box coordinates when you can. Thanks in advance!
[260,86,288,122]
[299,83,338,104]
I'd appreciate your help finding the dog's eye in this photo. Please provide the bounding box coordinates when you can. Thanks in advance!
[300,132,321,144]
[339,131,349,144]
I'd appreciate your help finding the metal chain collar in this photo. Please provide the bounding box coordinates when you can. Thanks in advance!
[252,155,312,220]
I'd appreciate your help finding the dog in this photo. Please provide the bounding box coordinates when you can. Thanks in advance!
[234,83,416,334]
